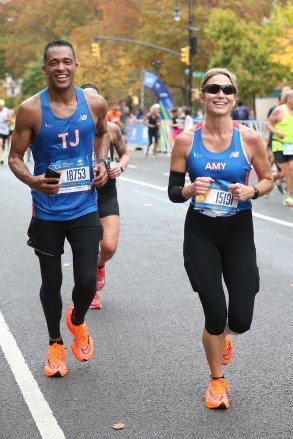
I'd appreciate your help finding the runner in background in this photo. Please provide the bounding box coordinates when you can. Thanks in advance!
[81,84,129,309]
[143,103,161,158]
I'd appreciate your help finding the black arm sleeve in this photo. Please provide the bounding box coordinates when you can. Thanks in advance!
[168,170,187,203]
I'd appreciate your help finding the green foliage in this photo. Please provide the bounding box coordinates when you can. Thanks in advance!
[205,8,289,105]
[21,58,47,99]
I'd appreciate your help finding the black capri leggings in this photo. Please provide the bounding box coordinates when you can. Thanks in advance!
[183,207,259,335]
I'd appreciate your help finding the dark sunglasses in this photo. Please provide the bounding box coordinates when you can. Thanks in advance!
[202,84,236,95]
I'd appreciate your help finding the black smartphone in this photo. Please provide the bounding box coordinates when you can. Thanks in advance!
[45,167,61,183]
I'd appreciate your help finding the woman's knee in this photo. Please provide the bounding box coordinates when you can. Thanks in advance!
[205,314,227,335]
[228,311,253,334]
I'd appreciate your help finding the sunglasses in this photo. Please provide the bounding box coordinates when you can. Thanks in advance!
[202,84,236,95]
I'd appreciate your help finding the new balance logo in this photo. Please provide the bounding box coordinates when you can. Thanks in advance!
[230,152,239,158]
[79,114,87,121]
[45,122,53,128]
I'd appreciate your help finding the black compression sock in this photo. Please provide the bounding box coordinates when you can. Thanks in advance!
[71,311,84,326]
[49,339,63,346]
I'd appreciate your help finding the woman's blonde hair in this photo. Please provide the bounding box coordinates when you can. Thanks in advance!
[200,67,238,94]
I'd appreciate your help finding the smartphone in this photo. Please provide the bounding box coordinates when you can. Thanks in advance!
[45,167,61,183]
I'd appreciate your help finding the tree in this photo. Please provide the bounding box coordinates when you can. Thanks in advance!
[204,8,289,109]
[268,2,293,74]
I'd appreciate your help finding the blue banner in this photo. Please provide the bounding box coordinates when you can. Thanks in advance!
[127,123,149,146]
[143,72,173,115]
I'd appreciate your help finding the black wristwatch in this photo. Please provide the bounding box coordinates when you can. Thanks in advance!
[97,158,109,170]
[251,186,259,200]
[120,165,125,173]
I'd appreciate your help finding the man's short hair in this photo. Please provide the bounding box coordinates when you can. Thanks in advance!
[43,40,76,63]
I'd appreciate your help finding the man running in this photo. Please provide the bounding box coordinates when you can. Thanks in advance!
[81,84,129,308]
[266,89,293,206]
[8,40,110,377]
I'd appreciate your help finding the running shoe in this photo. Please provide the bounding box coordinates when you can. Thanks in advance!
[205,378,230,409]
[96,266,106,291]
[66,306,94,362]
[276,184,284,194]
[44,343,67,377]
[90,292,102,309]
[283,195,293,206]
[222,336,234,365]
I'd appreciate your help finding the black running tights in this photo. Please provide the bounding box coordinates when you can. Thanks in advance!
[36,248,98,339]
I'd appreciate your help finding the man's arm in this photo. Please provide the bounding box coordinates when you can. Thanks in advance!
[266,106,285,138]
[8,99,60,194]
[83,93,110,187]
[107,123,129,179]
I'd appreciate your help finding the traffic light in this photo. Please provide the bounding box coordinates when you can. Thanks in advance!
[181,46,190,65]
[91,43,100,58]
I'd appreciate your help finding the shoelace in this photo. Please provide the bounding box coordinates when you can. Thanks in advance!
[48,345,64,364]
[73,323,89,346]
[211,379,230,394]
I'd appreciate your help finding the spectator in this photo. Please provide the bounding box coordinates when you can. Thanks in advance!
[107,105,122,127]
[232,99,249,121]
[0,99,11,164]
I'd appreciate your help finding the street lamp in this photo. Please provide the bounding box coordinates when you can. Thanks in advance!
[173,4,181,22]
[173,0,196,112]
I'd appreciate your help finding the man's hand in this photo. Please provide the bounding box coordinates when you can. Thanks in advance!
[275,131,286,139]
[30,174,61,195]
[107,162,123,179]
[92,162,108,187]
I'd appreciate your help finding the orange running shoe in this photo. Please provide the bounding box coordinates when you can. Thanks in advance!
[90,292,102,309]
[205,378,230,409]
[44,343,67,377]
[222,336,234,365]
[96,266,106,291]
[66,306,94,362]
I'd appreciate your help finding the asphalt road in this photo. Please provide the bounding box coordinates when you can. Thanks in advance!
[0,150,292,439]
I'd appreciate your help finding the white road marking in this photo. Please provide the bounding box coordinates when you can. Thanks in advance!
[0,311,65,439]
[252,211,293,228]
[121,176,167,192]
[121,177,293,228]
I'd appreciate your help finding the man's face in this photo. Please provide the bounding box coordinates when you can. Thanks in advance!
[42,46,78,91]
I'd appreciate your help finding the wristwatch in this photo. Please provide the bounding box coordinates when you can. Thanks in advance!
[251,186,259,200]
[120,165,125,173]
[97,158,109,170]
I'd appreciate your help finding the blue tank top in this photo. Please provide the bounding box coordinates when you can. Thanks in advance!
[30,87,97,220]
[187,121,252,211]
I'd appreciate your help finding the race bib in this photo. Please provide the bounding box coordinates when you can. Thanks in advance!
[50,157,91,194]
[194,180,238,217]
[283,143,293,155]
